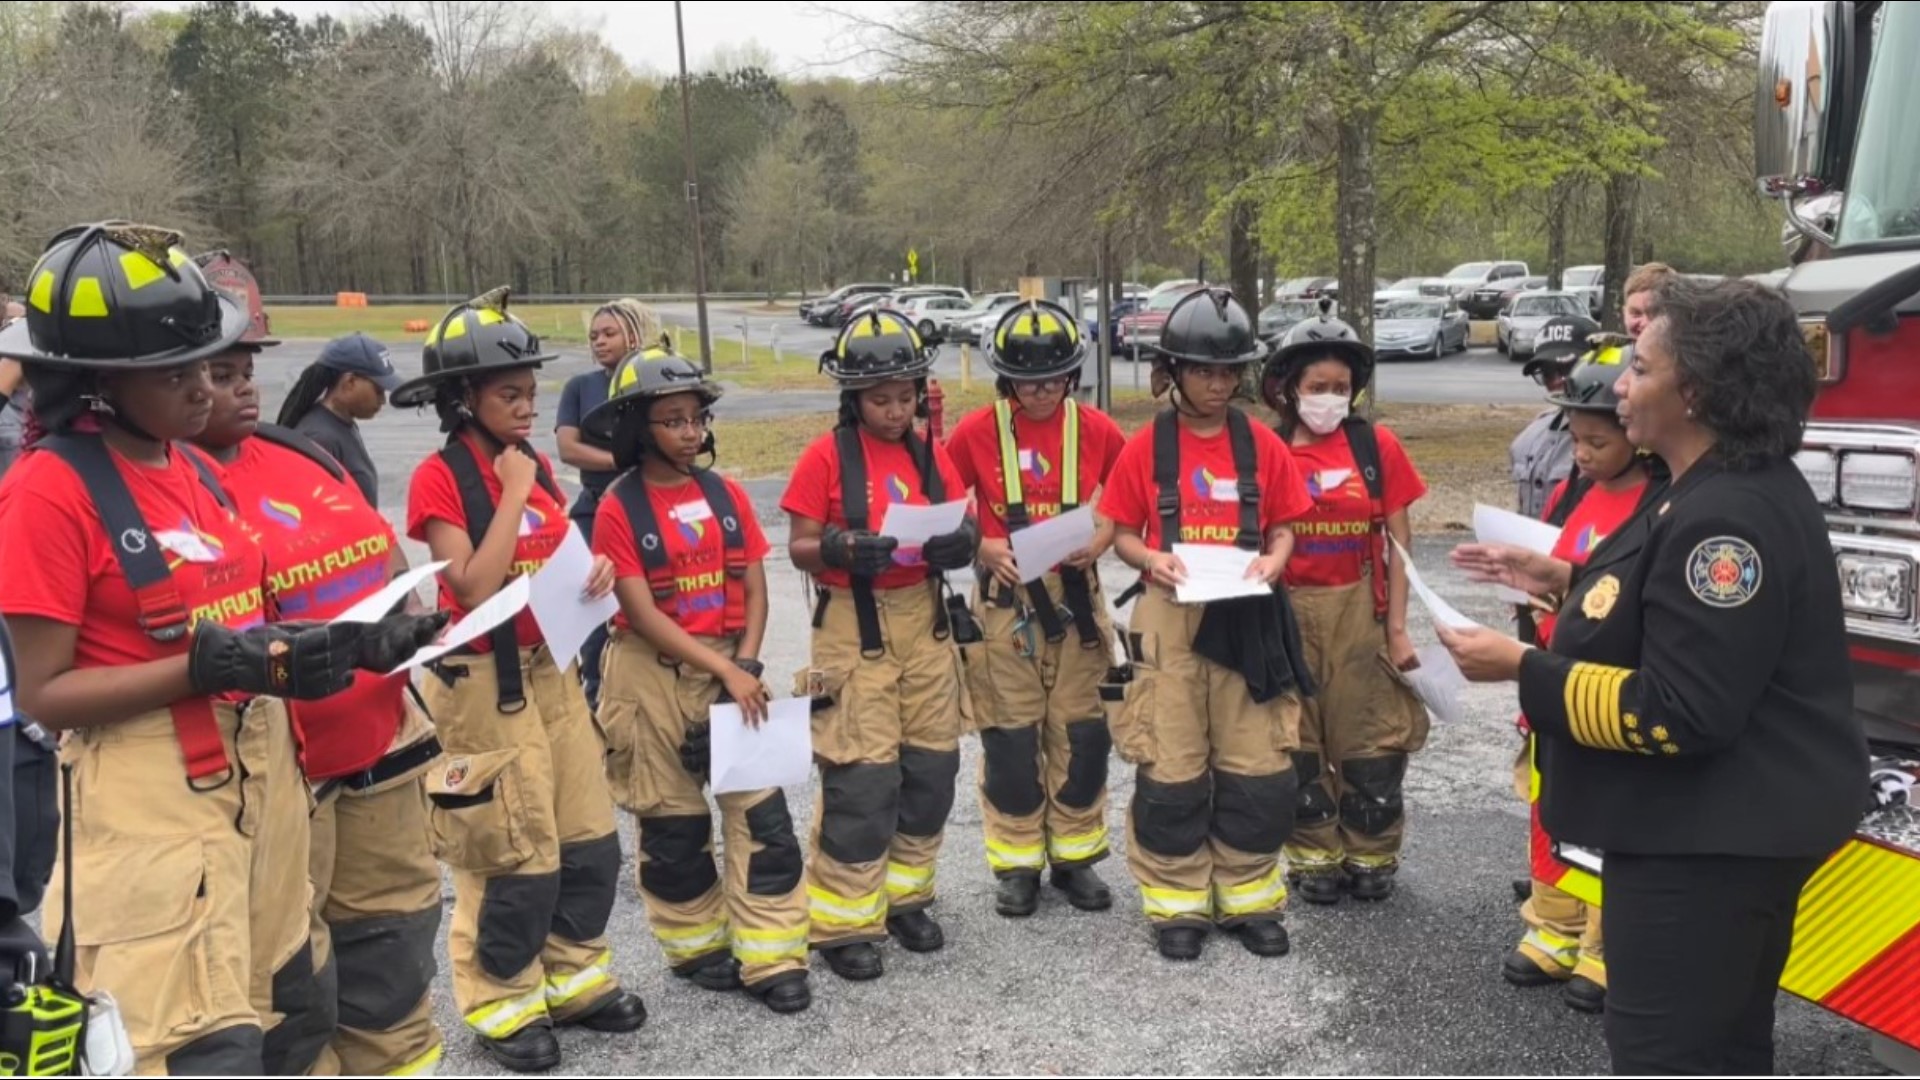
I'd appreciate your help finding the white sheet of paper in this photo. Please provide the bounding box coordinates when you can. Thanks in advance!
[1171,544,1270,604]
[529,524,619,668]
[1009,506,1097,583]
[1392,538,1482,630]
[1472,504,1562,605]
[331,561,450,624]
[877,499,969,547]
[390,575,533,674]
[1398,644,1467,726]
[710,697,814,795]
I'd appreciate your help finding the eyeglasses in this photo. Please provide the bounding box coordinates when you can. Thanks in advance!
[1015,378,1069,393]
[650,410,714,433]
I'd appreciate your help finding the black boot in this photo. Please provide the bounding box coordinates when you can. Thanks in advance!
[1156,926,1206,961]
[996,873,1041,918]
[1502,948,1568,988]
[1349,869,1396,903]
[1563,975,1607,1015]
[674,954,743,992]
[1049,865,1113,911]
[1227,919,1291,957]
[478,1023,561,1073]
[1512,879,1533,903]
[886,910,946,953]
[748,972,812,1015]
[820,942,884,981]
[1294,872,1346,906]
[562,991,648,1034]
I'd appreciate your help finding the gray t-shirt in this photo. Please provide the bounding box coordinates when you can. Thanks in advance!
[1510,408,1575,521]
[0,388,30,481]
[294,406,380,508]
[556,369,618,530]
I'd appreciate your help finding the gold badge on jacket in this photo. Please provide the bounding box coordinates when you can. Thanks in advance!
[1582,575,1620,621]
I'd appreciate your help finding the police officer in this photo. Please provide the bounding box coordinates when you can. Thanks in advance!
[1442,278,1868,1073]
[781,310,975,982]
[1259,311,1430,905]
[586,352,811,1015]
[0,221,437,1074]
[945,301,1128,919]
[398,288,645,1072]
[1098,288,1315,961]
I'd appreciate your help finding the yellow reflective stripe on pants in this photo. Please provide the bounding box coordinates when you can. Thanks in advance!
[1346,853,1397,871]
[732,927,809,965]
[1523,928,1580,966]
[1215,867,1288,916]
[389,1044,445,1077]
[653,919,730,963]
[1140,885,1211,920]
[1048,826,1109,864]
[885,861,934,900]
[544,951,615,1010]
[807,885,886,928]
[465,987,550,1040]
[986,838,1046,872]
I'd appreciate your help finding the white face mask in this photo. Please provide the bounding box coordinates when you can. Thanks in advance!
[1297,393,1350,435]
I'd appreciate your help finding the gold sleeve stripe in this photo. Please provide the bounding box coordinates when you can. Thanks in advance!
[1562,662,1635,752]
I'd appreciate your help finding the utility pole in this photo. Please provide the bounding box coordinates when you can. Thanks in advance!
[675,1,714,372]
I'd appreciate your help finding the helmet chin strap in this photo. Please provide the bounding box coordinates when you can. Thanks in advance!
[90,395,162,445]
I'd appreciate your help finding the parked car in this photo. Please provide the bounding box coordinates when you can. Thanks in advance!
[1498,291,1591,359]
[1462,269,1543,318]
[802,282,891,324]
[1373,298,1471,360]
[1560,265,1605,317]
[944,292,1024,345]
[1082,296,1150,347]
[894,294,976,342]
[1258,299,1324,342]
[1374,277,1439,312]
[1275,276,1338,300]
[1080,283,1148,306]
[1319,279,1389,303]
[1116,284,1207,354]
[1443,260,1532,315]
[1146,278,1203,298]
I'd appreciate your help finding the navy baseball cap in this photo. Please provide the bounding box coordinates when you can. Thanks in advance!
[318,333,403,392]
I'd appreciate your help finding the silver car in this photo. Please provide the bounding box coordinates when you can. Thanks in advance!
[1498,291,1591,360]
[1374,298,1471,360]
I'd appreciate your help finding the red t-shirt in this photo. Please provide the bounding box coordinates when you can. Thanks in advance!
[215,437,407,778]
[406,436,572,651]
[594,473,771,636]
[1282,425,1427,588]
[780,427,968,590]
[948,401,1127,543]
[0,443,268,673]
[1097,411,1313,550]
[1538,475,1648,646]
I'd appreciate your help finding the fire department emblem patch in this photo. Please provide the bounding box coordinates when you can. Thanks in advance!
[1582,575,1620,621]
[1686,536,1762,609]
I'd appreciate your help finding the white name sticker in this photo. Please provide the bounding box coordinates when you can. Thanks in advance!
[1210,477,1241,503]
[672,499,715,524]
[155,530,219,564]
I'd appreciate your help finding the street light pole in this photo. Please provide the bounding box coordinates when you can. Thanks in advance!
[675,1,714,372]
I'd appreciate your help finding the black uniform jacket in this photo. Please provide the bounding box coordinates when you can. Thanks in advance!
[1518,450,1869,859]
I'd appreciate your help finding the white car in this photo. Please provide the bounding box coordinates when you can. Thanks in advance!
[1498,291,1592,359]
[1373,277,1439,312]
[944,293,1023,345]
[1560,265,1605,318]
[1080,282,1148,306]
[1146,278,1202,298]
[893,295,976,341]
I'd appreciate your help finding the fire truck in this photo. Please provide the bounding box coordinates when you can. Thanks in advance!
[1534,0,1920,1066]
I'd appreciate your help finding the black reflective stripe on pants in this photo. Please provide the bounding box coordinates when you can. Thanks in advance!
[1339,754,1408,837]
[819,762,900,864]
[981,726,1043,817]
[1212,769,1298,854]
[744,794,804,896]
[262,942,332,1077]
[897,748,960,838]
[554,833,621,942]
[638,817,718,906]
[478,871,562,981]
[1056,718,1111,810]
[334,906,442,1032]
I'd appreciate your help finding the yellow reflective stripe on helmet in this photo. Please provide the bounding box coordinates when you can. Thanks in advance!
[985,836,1046,872]
[28,271,54,314]
[465,987,549,1039]
[68,277,108,318]
[387,1043,443,1077]
[168,247,190,268]
[994,399,1024,506]
[120,250,166,291]
[1061,398,1081,506]
[1214,867,1287,916]
[1047,825,1109,864]
[477,309,506,326]
[544,951,615,1009]
[807,885,886,928]
[440,317,468,341]
[732,927,809,964]
[611,357,640,396]
[651,919,730,962]
[1140,885,1211,919]
[885,861,934,899]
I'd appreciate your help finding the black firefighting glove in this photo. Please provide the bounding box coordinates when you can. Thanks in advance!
[679,722,711,779]
[188,621,360,700]
[923,518,981,571]
[821,523,898,577]
[353,612,452,674]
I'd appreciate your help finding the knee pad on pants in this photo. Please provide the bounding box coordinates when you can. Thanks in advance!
[744,795,804,896]
[897,748,960,839]
[1057,718,1111,810]
[263,942,332,1077]
[1132,774,1211,859]
[334,907,441,1032]
[554,833,621,942]
[1291,751,1337,828]
[981,726,1043,817]
[639,816,719,905]
[1212,770,1299,854]
[819,763,901,864]
[1339,754,1409,838]
[478,871,562,981]
[169,1025,265,1075]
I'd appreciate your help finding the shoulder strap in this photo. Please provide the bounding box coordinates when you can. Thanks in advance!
[1545,470,1593,529]
[835,426,869,533]
[692,468,746,557]
[610,472,672,584]
[437,438,528,712]
[994,400,1029,532]
[254,423,347,484]
[1152,409,1181,553]
[1061,398,1082,510]
[1225,407,1261,552]
[905,429,945,503]
[1341,416,1385,503]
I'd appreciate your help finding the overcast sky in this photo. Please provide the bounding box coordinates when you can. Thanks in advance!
[137,1,912,78]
